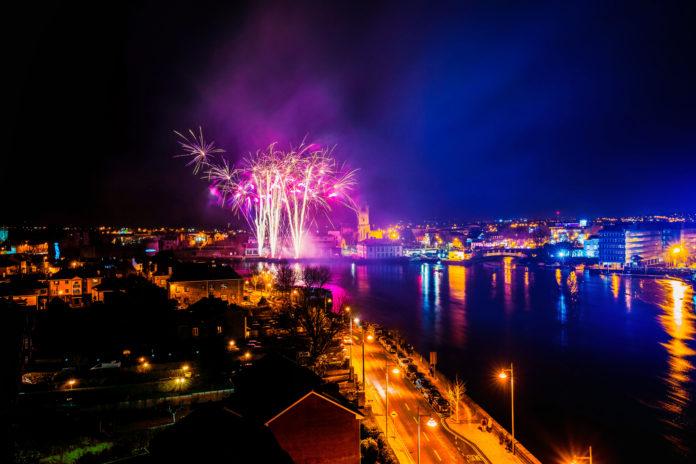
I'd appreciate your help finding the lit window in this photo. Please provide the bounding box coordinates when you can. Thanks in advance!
[192,327,199,337]
[217,326,222,334]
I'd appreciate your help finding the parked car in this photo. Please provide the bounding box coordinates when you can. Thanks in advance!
[387,345,398,354]
[406,364,419,379]
[427,389,442,403]
[434,398,451,415]
[412,371,426,384]
[415,378,433,392]
[90,361,121,370]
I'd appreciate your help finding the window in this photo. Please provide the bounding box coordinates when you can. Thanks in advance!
[176,286,180,293]
[192,327,199,337]
[217,326,222,334]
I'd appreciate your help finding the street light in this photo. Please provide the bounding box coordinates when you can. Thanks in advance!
[498,363,516,455]
[570,446,593,464]
[416,403,438,464]
[68,379,76,390]
[385,359,400,440]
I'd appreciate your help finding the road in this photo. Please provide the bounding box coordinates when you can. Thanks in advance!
[352,335,490,464]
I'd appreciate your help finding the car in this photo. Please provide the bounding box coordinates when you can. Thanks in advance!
[412,371,426,383]
[415,378,433,391]
[427,389,442,403]
[434,398,451,415]
[405,364,419,378]
[90,361,121,370]
[387,345,397,354]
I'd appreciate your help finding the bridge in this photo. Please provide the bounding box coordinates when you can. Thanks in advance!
[477,248,530,258]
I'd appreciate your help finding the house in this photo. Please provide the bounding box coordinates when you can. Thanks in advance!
[148,404,294,463]
[356,238,403,259]
[0,277,48,310]
[168,264,243,308]
[47,269,102,306]
[226,353,363,464]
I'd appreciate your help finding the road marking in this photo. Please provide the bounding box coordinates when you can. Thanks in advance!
[423,432,430,442]
[405,403,410,411]
[433,450,442,461]
[412,416,418,424]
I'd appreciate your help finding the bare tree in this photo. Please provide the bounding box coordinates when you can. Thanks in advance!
[302,265,331,290]
[275,263,298,294]
[249,269,262,291]
[446,375,467,423]
[291,294,344,365]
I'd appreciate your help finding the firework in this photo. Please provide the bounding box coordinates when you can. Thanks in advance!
[174,127,225,175]
[175,128,357,258]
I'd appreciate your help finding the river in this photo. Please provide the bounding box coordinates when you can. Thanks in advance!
[309,259,695,464]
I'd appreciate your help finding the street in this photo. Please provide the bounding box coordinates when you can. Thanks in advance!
[353,335,490,464]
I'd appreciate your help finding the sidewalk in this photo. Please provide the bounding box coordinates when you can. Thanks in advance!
[408,351,532,464]
[444,418,522,464]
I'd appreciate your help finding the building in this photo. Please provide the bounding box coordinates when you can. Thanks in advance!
[356,238,403,259]
[265,391,363,464]
[358,205,370,242]
[225,353,364,464]
[583,236,599,258]
[47,269,102,306]
[0,278,48,310]
[599,226,664,268]
[168,264,243,308]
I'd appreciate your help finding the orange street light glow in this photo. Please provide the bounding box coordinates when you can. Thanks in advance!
[182,365,189,371]
[367,335,374,341]
[392,367,400,374]
[229,340,236,346]
[499,371,508,379]
[427,417,438,427]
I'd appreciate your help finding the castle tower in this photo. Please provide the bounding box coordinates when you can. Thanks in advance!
[358,205,370,242]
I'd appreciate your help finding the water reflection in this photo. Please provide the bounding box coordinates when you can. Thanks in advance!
[448,266,467,346]
[625,278,632,313]
[611,274,620,301]
[567,271,579,299]
[658,279,695,453]
[503,257,513,313]
[448,265,466,302]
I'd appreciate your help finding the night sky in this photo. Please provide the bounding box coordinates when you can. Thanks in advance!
[4,1,696,227]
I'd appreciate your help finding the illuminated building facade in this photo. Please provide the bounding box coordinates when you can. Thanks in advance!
[600,226,665,268]
[168,264,243,308]
[47,270,102,306]
[356,238,403,259]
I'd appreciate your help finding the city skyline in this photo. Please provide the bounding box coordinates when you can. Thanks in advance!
[5,0,696,226]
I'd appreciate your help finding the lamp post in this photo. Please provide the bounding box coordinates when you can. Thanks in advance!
[570,446,592,464]
[498,363,515,455]
[361,325,366,391]
[417,403,438,464]
[385,359,400,439]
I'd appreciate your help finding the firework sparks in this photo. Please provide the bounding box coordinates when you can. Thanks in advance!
[175,128,357,258]
[174,127,225,175]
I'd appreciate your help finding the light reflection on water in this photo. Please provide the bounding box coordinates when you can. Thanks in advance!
[657,280,695,453]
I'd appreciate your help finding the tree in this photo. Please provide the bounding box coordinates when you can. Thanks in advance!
[290,296,344,365]
[249,268,262,291]
[446,374,466,423]
[274,263,297,304]
[301,265,331,290]
[289,265,342,367]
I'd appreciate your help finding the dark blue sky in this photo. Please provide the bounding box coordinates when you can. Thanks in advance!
[5,1,696,226]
